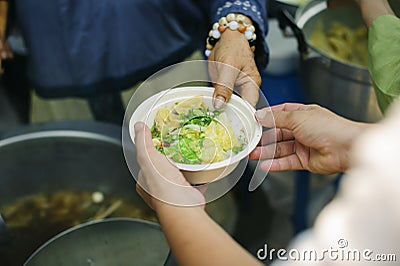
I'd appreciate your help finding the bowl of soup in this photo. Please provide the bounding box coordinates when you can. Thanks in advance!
[129,86,262,184]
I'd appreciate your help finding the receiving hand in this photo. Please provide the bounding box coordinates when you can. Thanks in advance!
[249,103,371,174]
[134,122,206,211]
[208,26,261,108]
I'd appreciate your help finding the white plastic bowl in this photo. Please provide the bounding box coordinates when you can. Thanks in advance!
[129,87,262,184]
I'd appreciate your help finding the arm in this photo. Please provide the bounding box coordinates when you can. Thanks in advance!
[366,2,400,113]
[207,0,269,108]
[328,0,395,28]
[274,101,400,266]
[249,103,374,174]
[357,0,395,28]
[208,14,261,108]
[134,122,262,266]
[329,0,400,113]
[156,205,262,266]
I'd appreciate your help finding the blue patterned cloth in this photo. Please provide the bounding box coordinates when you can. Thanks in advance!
[15,0,268,98]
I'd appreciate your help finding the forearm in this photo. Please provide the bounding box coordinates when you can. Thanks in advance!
[357,0,395,28]
[156,204,262,266]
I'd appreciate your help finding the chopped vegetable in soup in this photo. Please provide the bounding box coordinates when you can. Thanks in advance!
[151,96,246,164]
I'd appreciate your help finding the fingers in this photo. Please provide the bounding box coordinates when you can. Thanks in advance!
[255,107,304,130]
[236,65,261,107]
[134,124,206,207]
[134,122,160,167]
[259,128,294,145]
[208,38,261,108]
[134,122,187,185]
[255,109,275,128]
[264,104,323,129]
[260,155,305,172]
[237,77,260,108]
[249,144,274,160]
[211,63,238,109]
[250,141,295,160]
[270,102,309,111]
[134,122,152,150]
[212,82,233,110]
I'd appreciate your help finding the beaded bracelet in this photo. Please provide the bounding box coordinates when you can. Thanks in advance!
[204,13,257,57]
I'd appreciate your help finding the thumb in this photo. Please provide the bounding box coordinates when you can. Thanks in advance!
[211,64,240,109]
[255,108,297,130]
[236,73,260,108]
[134,122,156,163]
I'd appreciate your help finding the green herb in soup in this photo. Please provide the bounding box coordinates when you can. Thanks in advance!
[151,96,245,164]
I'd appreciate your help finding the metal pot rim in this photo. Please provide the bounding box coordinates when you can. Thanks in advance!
[0,130,121,148]
[24,218,162,265]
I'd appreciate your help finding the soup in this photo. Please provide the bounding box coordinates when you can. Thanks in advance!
[309,21,368,66]
[0,190,156,265]
[151,96,246,164]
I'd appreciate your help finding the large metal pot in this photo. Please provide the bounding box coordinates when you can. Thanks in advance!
[279,0,399,122]
[25,218,170,266]
[0,121,237,265]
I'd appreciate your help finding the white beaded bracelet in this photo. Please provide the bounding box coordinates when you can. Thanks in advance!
[205,13,257,57]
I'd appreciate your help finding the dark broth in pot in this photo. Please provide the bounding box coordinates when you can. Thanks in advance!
[0,190,157,265]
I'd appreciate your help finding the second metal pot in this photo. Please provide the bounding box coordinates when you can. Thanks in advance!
[279,0,387,122]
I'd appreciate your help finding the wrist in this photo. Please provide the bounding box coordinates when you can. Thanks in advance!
[151,190,206,214]
[155,201,205,218]
[218,29,251,46]
[340,122,374,171]
[205,13,256,57]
